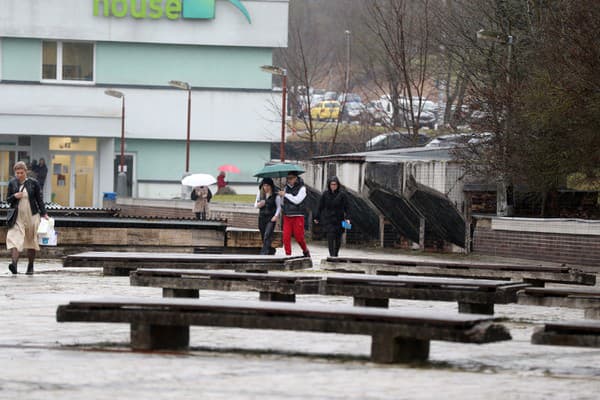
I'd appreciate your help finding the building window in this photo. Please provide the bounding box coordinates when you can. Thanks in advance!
[42,41,94,82]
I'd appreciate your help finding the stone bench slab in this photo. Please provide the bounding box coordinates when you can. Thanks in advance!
[56,298,511,363]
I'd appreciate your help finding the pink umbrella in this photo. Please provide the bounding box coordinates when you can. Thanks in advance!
[218,164,241,174]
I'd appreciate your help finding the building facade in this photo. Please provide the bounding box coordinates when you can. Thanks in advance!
[0,0,288,206]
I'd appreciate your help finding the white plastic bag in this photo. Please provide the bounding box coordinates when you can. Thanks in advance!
[39,231,58,246]
[37,217,55,236]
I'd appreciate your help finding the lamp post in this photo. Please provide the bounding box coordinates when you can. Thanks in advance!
[104,89,127,197]
[476,29,515,216]
[260,65,287,162]
[169,80,192,173]
[344,30,351,94]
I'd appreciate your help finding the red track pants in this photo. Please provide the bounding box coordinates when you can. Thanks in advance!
[282,215,308,256]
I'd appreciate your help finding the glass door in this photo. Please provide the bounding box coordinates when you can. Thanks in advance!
[74,155,94,207]
[51,154,71,206]
[51,153,95,207]
[0,151,14,201]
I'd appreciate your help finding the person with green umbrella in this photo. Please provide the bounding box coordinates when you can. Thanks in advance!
[278,171,311,257]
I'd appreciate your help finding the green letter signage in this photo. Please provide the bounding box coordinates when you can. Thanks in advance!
[93,0,252,23]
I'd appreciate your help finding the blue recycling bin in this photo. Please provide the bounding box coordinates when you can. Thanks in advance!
[103,192,117,201]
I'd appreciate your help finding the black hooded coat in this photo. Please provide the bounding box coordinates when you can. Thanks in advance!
[315,177,349,234]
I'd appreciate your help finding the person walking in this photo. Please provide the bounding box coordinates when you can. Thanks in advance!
[254,177,281,255]
[36,158,49,193]
[216,171,227,194]
[6,161,49,275]
[313,176,350,257]
[278,171,310,257]
[191,185,212,220]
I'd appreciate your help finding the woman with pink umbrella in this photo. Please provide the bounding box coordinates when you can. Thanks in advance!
[217,164,240,194]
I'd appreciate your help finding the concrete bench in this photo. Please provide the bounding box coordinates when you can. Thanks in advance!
[518,287,600,319]
[532,320,600,348]
[130,269,322,302]
[56,298,512,363]
[63,251,312,276]
[321,257,595,287]
[130,269,529,315]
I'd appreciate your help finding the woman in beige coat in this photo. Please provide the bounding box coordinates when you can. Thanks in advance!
[191,186,212,220]
[6,161,49,275]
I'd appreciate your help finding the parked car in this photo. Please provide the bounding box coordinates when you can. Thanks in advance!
[377,96,437,128]
[310,101,341,121]
[425,132,493,148]
[341,102,365,123]
[323,91,338,101]
[338,93,362,104]
[366,131,430,151]
[365,100,387,125]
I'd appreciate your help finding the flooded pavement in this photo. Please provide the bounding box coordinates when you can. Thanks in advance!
[1,244,599,399]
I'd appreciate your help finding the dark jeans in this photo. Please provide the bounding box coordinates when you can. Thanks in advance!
[259,216,277,255]
[195,212,206,220]
[327,231,343,257]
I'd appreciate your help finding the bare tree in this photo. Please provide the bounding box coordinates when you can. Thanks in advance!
[363,0,433,142]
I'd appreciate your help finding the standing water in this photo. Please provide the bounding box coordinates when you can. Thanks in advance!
[1,246,599,399]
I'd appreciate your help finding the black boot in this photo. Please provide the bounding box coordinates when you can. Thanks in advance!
[8,262,17,274]
[26,263,34,275]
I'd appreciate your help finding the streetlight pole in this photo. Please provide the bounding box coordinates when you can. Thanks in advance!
[260,65,287,162]
[104,89,127,197]
[476,29,515,216]
[345,30,351,94]
[169,80,192,173]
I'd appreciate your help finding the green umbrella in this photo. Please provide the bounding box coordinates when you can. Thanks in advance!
[253,163,305,179]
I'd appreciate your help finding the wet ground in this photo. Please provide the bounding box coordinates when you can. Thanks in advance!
[1,243,599,399]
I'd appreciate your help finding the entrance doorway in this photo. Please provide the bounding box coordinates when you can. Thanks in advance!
[51,154,95,207]
[113,154,134,197]
[0,147,31,201]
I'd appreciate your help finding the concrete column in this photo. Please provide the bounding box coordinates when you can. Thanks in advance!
[379,216,385,248]
[458,302,494,315]
[163,288,200,298]
[259,292,296,302]
[131,323,190,351]
[371,334,430,363]
[419,217,425,250]
[354,297,389,308]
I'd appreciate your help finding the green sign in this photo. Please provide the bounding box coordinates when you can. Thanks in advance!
[93,0,251,23]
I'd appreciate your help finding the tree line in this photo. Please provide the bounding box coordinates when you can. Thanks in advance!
[274,0,599,214]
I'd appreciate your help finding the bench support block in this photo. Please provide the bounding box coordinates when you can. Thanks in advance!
[103,267,131,277]
[584,308,600,320]
[163,288,200,299]
[371,334,430,363]
[131,323,190,350]
[354,297,390,308]
[259,292,296,302]
[458,302,494,315]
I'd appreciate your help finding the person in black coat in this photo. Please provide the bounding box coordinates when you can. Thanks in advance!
[254,178,281,255]
[313,176,350,257]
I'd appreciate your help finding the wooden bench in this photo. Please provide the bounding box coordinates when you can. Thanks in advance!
[63,252,313,276]
[518,287,600,319]
[532,320,600,348]
[56,298,512,363]
[321,257,596,287]
[130,269,529,315]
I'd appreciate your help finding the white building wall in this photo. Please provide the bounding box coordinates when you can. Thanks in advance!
[98,138,115,204]
[0,0,289,48]
[0,84,279,142]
